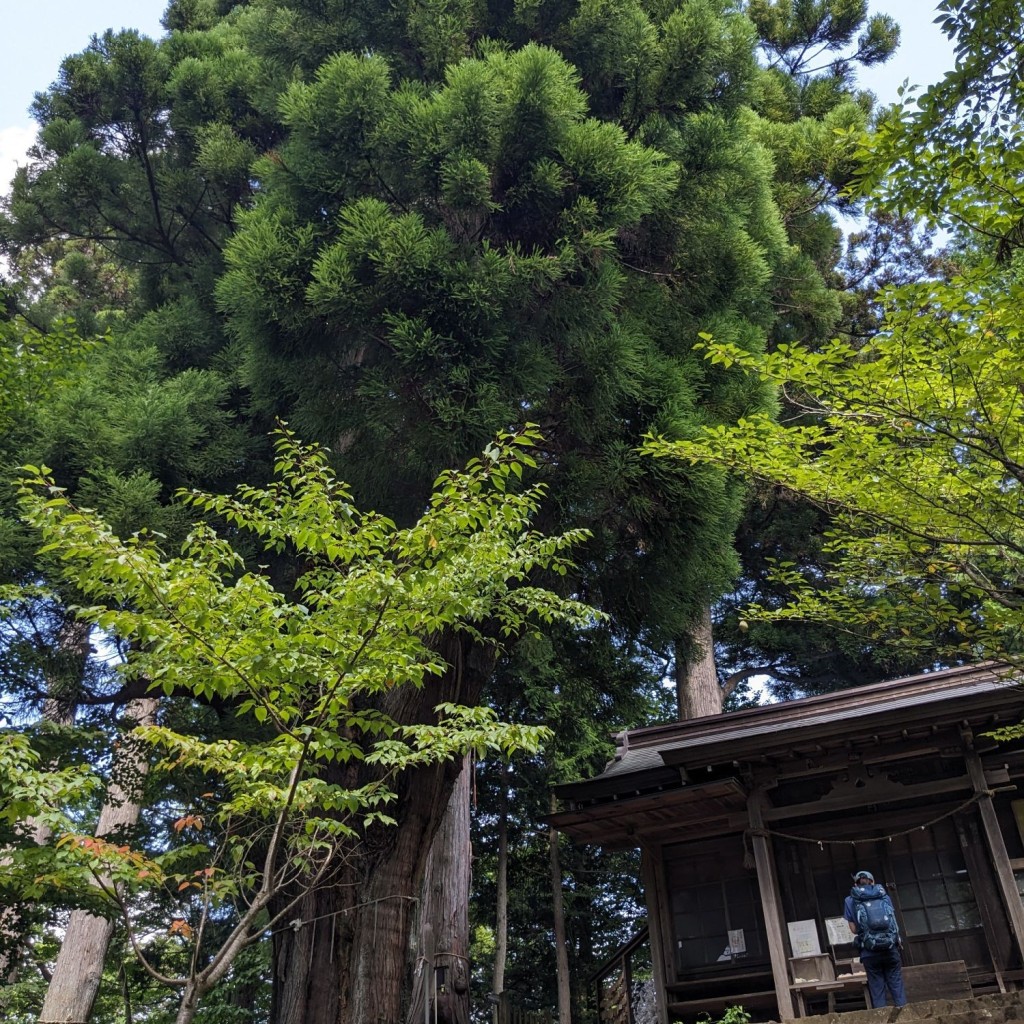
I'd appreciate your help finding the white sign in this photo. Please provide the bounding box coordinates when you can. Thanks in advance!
[727,928,747,954]
[787,919,821,957]
[826,916,853,946]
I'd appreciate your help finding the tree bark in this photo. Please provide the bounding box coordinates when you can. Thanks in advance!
[175,987,202,1024]
[35,615,88,743]
[548,795,572,1024]
[269,882,346,1024]
[492,760,509,998]
[38,697,159,1024]
[269,636,495,1024]
[407,753,472,1024]
[675,605,721,720]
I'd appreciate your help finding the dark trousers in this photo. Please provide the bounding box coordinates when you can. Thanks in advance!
[862,949,907,1007]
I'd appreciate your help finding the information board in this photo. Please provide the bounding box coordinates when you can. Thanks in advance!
[787,919,821,957]
[826,916,853,946]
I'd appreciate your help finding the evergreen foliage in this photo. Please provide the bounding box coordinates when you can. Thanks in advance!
[5,429,590,1024]
[2,0,870,650]
[0,0,905,1017]
[649,1,1024,672]
[471,626,669,1015]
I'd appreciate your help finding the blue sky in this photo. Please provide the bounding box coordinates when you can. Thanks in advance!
[1,0,954,188]
[1,0,165,186]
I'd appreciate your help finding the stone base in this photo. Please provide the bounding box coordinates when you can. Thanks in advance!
[779,991,1024,1024]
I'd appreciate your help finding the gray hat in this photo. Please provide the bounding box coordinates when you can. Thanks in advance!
[853,869,874,883]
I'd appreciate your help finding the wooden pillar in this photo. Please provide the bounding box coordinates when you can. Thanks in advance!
[956,814,1012,978]
[964,741,1024,966]
[748,790,796,1021]
[640,841,672,1024]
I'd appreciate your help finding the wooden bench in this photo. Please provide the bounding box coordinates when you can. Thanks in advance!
[902,960,972,1001]
[791,975,869,1017]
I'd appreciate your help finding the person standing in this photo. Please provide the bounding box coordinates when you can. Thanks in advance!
[843,869,908,1008]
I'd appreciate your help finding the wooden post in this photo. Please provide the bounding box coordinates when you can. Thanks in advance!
[748,789,796,1021]
[639,841,672,1024]
[494,991,509,1024]
[964,742,1024,965]
[956,814,1012,979]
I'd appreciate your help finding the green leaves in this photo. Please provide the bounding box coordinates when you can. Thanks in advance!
[12,427,592,928]
[0,319,98,442]
[0,731,104,903]
[648,266,1024,665]
[845,1,1024,256]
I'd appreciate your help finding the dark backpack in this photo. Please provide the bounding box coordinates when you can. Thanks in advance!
[851,886,899,952]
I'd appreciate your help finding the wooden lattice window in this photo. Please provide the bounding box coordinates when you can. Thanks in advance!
[671,875,767,970]
[664,837,769,976]
[889,848,981,936]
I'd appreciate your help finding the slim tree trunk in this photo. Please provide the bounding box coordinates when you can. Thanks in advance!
[548,795,572,1024]
[675,605,721,720]
[492,760,510,998]
[225,959,261,1020]
[0,617,88,982]
[35,613,86,739]
[175,987,202,1024]
[38,697,159,1024]
[407,753,472,1024]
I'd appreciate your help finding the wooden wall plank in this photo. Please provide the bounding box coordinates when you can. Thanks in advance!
[957,814,1013,974]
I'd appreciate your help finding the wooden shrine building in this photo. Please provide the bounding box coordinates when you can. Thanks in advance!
[548,664,1024,1022]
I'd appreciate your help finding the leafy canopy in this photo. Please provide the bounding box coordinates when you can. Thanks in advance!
[3,426,593,1011]
[644,0,1024,669]
[646,273,1024,665]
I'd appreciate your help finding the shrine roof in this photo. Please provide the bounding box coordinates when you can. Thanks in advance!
[555,663,1021,806]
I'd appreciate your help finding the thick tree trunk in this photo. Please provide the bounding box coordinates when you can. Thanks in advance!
[343,757,462,1024]
[269,637,495,1024]
[407,753,471,1024]
[269,882,347,1024]
[38,697,159,1024]
[548,795,572,1024]
[492,761,509,998]
[675,605,721,720]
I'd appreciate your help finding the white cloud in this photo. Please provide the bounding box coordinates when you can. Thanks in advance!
[0,124,36,193]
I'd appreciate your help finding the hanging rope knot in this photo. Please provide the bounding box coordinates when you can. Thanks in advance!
[741,829,756,869]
